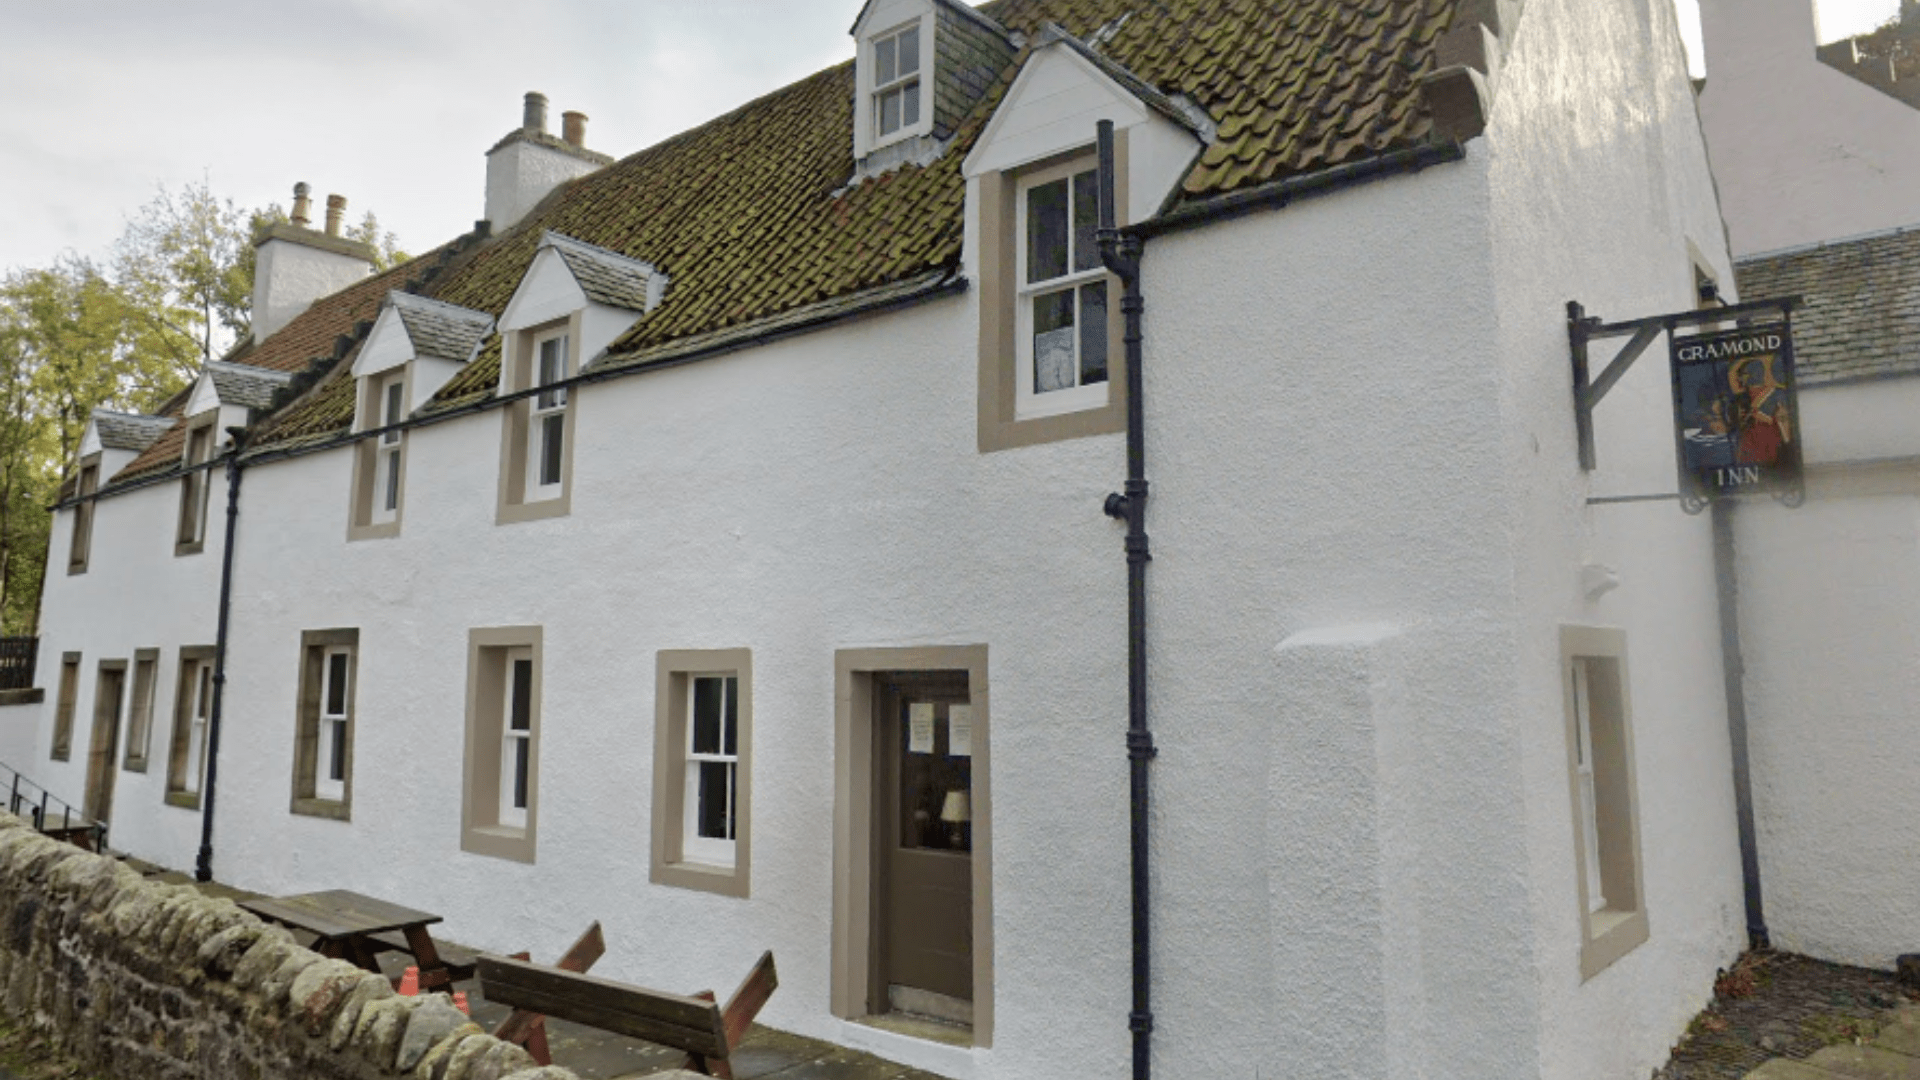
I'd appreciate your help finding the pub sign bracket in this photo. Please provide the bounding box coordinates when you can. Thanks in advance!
[1569,296,1803,513]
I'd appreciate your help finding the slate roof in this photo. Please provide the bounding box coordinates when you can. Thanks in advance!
[389,292,493,362]
[226,0,1470,455]
[1736,226,1920,386]
[207,362,294,410]
[90,410,174,453]
[540,233,661,312]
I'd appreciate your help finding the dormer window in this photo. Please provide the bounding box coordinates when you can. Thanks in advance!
[873,22,923,140]
[529,331,570,493]
[176,417,217,556]
[1017,161,1109,418]
[373,373,406,523]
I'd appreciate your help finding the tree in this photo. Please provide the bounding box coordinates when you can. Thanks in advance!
[111,180,251,381]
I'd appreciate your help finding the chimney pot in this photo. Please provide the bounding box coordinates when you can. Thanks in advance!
[291,182,313,229]
[325,194,347,237]
[562,111,587,147]
[523,92,549,133]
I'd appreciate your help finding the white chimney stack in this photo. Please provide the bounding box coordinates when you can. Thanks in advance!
[251,183,376,342]
[484,91,611,232]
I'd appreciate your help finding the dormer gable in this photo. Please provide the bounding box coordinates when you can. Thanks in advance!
[76,408,171,485]
[498,232,666,392]
[963,25,1207,221]
[851,0,1015,178]
[185,361,295,438]
[352,292,494,419]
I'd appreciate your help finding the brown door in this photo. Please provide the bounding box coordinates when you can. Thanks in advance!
[84,664,125,826]
[875,670,974,1022]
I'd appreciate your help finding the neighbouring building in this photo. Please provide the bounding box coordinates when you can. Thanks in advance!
[22,1,1754,1077]
[1696,0,1920,975]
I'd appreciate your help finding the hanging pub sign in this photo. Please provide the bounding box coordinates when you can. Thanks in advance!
[1668,321,1803,502]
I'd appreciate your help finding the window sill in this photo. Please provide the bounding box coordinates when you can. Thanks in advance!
[347,520,401,542]
[1579,906,1649,980]
[164,791,201,811]
[174,541,206,558]
[49,748,69,763]
[496,494,570,526]
[651,856,749,899]
[65,564,87,577]
[290,796,351,822]
[462,823,537,864]
[121,757,147,774]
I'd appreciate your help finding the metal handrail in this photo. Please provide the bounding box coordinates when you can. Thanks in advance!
[0,761,106,850]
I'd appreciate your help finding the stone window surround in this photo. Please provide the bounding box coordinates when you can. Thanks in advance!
[165,646,217,810]
[829,643,993,1048]
[290,628,359,822]
[67,453,100,575]
[176,410,219,557]
[977,138,1130,453]
[1561,624,1649,980]
[122,648,160,773]
[50,652,81,762]
[496,316,577,526]
[461,625,543,864]
[347,368,411,542]
[650,648,753,899]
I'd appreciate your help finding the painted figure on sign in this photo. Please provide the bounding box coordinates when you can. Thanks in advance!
[1729,355,1792,465]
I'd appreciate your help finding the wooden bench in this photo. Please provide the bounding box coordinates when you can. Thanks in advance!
[366,930,479,981]
[478,948,777,1078]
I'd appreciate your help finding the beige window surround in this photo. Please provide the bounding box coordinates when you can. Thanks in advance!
[1561,624,1649,980]
[165,645,217,810]
[122,648,159,773]
[461,625,543,863]
[347,368,410,542]
[496,317,577,526]
[977,136,1130,454]
[830,644,993,1047]
[50,651,81,761]
[291,628,359,821]
[176,411,219,557]
[67,453,100,575]
[651,649,753,898]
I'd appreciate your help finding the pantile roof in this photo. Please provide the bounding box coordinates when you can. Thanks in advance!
[1736,226,1920,386]
[91,410,174,453]
[224,0,1471,457]
[389,292,493,362]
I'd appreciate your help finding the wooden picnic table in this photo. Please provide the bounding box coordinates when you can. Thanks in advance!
[239,889,459,991]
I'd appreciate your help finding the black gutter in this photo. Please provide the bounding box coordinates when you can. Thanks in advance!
[1712,499,1770,949]
[194,427,247,884]
[1096,119,1157,1080]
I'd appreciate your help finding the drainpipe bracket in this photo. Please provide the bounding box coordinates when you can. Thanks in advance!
[1127,730,1157,760]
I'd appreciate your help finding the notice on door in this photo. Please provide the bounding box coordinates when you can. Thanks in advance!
[909,703,935,754]
[948,705,973,758]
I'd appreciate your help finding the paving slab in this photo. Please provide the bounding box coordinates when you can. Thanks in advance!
[1749,1062,1855,1080]
[1876,1013,1920,1058]
[1799,1045,1920,1079]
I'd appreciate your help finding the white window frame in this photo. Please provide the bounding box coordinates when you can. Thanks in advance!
[681,673,740,868]
[372,372,406,525]
[526,331,570,501]
[498,646,535,830]
[871,20,925,143]
[1014,157,1113,420]
[183,658,212,796]
[178,422,215,551]
[315,645,353,802]
[1560,625,1649,980]
[1571,658,1605,914]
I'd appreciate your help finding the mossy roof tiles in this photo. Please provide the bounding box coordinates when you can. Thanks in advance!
[238,0,1462,454]
[1736,226,1920,386]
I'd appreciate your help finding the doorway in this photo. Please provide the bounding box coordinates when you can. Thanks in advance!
[84,660,126,826]
[832,645,992,1047]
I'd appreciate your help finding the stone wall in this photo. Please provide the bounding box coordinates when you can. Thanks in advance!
[0,813,579,1080]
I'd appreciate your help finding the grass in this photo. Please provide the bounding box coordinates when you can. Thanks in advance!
[0,1014,104,1080]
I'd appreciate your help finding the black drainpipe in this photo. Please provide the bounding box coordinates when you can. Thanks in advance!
[1096,119,1156,1080]
[1712,499,1769,949]
[194,427,248,884]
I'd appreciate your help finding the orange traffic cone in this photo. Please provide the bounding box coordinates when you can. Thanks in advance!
[453,991,470,1015]
[398,966,419,996]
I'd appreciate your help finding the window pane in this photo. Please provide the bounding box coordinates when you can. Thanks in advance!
[1080,281,1109,385]
[723,676,739,755]
[1033,290,1077,393]
[513,737,529,809]
[325,652,349,716]
[696,761,733,839]
[876,34,897,84]
[540,414,564,487]
[1073,170,1102,273]
[384,449,401,511]
[197,665,212,720]
[879,87,901,135]
[902,80,920,127]
[384,380,404,429]
[898,25,919,75]
[329,718,347,782]
[1026,179,1069,283]
[692,676,722,755]
[510,659,532,731]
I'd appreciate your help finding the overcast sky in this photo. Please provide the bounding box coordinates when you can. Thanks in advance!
[0,0,1901,276]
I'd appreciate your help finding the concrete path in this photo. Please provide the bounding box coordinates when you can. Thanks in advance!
[1746,1006,1920,1079]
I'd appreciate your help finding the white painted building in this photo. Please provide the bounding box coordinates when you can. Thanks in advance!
[23,1,1756,1077]
[1694,0,1920,973]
